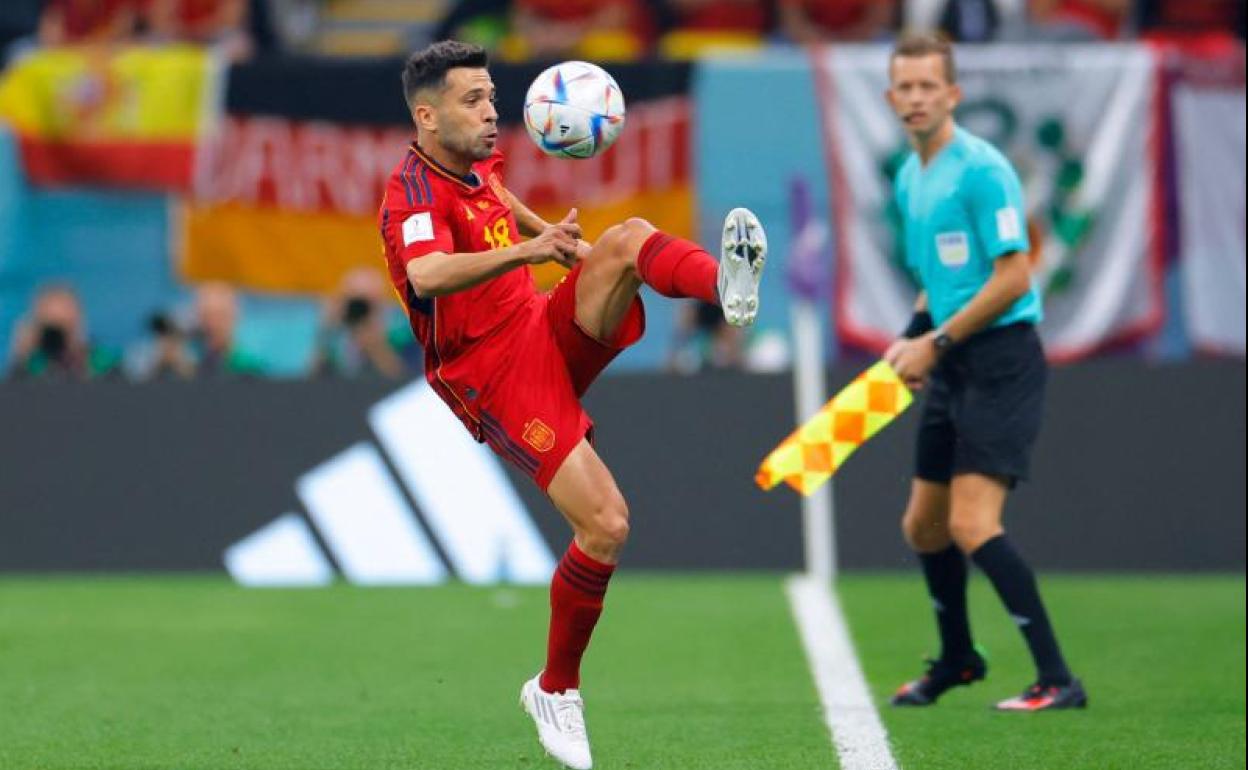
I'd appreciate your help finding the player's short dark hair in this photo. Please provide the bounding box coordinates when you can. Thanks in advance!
[891,32,956,84]
[402,40,489,107]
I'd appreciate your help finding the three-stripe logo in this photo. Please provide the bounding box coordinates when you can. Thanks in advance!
[223,381,556,586]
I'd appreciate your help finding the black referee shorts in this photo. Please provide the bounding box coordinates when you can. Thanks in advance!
[914,322,1047,486]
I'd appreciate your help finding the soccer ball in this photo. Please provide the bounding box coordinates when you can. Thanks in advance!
[523,61,626,159]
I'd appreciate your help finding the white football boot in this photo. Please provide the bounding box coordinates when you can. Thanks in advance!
[520,674,593,770]
[717,207,768,327]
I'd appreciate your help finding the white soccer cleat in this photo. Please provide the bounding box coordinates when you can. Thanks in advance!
[520,674,593,770]
[717,207,767,327]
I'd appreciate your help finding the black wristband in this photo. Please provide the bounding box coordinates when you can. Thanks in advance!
[902,310,934,339]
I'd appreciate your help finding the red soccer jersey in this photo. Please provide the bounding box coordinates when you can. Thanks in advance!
[379,143,536,430]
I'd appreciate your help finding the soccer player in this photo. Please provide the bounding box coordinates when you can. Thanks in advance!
[881,33,1087,712]
[379,41,766,768]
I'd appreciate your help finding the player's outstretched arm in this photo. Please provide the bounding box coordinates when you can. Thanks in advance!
[406,227,578,299]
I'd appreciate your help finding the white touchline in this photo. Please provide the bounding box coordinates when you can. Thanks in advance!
[786,575,900,770]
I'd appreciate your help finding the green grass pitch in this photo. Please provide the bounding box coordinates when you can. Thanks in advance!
[0,573,1242,769]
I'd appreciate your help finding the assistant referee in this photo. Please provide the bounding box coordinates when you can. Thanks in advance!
[881,33,1086,711]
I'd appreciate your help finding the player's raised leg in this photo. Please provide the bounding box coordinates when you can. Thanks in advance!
[520,438,628,770]
[891,479,988,706]
[572,210,767,344]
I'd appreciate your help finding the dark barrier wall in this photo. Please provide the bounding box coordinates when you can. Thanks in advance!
[225,57,691,128]
[0,361,1243,572]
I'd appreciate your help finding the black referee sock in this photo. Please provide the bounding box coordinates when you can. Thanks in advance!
[918,544,975,662]
[971,535,1073,685]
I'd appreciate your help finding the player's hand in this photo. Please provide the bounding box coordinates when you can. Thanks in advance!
[552,208,583,242]
[885,334,937,391]
[523,226,579,268]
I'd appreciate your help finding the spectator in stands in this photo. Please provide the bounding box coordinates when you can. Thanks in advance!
[1,0,43,62]
[7,284,118,381]
[435,0,511,52]
[1136,0,1245,45]
[310,268,409,379]
[143,0,257,59]
[130,308,196,381]
[931,0,1007,42]
[189,282,265,378]
[38,0,140,45]
[655,0,770,57]
[1026,0,1128,41]
[507,0,651,61]
[666,299,745,374]
[779,0,897,43]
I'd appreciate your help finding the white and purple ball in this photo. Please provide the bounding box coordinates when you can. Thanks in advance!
[523,61,626,160]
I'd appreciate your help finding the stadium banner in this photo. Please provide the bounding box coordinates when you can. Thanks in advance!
[0,363,1243,577]
[0,45,223,191]
[1166,46,1246,356]
[814,45,1166,361]
[180,59,693,293]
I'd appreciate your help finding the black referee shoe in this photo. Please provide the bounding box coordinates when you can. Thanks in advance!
[994,678,1088,712]
[890,649,988,706]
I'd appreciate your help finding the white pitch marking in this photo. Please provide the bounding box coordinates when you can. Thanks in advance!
[787,575,900,770]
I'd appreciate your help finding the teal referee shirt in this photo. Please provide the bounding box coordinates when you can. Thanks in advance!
[894,125,1043,328]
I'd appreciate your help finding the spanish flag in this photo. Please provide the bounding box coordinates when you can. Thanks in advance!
[756,360,914,496]
[0,45,220,191]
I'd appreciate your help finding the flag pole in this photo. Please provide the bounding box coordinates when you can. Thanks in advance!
[786,177,836,582]
[791,302,835,581]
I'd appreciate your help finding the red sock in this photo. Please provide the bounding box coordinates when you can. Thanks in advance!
[540,541,615,693]
[636,231,719,305]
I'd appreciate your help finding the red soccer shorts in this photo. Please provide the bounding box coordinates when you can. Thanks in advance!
[471,263,645,491]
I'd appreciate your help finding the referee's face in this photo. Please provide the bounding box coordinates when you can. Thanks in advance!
[426,67,500,163]
[887,54,961,140]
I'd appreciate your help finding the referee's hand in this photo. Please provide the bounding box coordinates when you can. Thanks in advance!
[885,333,938,391]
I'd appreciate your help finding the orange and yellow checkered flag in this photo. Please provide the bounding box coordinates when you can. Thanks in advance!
[756,360,914,496]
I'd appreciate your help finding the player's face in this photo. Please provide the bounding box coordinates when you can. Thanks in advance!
[887,55,961,139]
[432,67,499,162]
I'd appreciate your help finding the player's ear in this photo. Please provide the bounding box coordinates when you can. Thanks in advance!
[413,102,437,133]
[949,83,963,108]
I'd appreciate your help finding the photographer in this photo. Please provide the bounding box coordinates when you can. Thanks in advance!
[7,284,118,381]
[311,268,407,379]
[135,311,196,381]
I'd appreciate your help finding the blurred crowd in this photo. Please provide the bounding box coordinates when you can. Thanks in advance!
[443,0,1245,59]
[1,0,1243,64]
[6,272,420,382]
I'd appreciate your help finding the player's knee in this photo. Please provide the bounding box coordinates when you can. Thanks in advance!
[599,512,630,549]
[620,216,655,237]
[583,494,630,552]
[596,218,655,270]
[902,509,950,553]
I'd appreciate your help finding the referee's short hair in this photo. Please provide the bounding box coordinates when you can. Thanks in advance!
[891,32,957,84]
[402,40,489,107]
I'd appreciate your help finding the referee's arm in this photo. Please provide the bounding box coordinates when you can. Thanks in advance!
[937,250,1031,343]
[886,253,1030,386]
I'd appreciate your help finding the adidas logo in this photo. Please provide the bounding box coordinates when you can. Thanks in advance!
[223,382,556,587]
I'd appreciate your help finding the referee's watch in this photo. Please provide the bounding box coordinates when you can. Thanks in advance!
[932,329,955,356]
